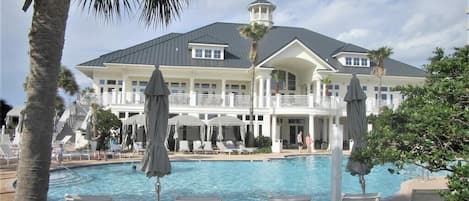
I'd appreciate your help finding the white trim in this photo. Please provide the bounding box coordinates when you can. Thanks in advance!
[256,39,337,72]
[332,72,427,80]
[332,51,367,58]
[159,65,248,71]
[103,63,156,68]
[188,43,228,48]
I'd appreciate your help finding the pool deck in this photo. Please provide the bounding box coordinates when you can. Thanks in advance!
[0,149,448,201]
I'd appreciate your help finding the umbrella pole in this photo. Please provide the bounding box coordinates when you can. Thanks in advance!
[156,176,161,201]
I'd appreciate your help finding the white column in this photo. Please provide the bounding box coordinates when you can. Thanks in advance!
[121,77,127,104]
[263,114,271,137]
[258,6,261,19]
[266,77,271,107]
[259,77,264,107]
[254,122,259,138]
[328,116,333,150]
[111,89,117,104]
[189,78,195,106]
[221,79,226,106]
[307,83,311,95]
[331,114,343,201]
[272,115,277,140]
[308,114,315,152]
[316,80,321,104]
[322,117,327,149]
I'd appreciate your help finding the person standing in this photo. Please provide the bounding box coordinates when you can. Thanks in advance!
[305,134,312,153]
[297,130,303,153]
[93,130,108,160]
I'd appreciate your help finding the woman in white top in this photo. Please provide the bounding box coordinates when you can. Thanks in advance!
[297,131,303,153]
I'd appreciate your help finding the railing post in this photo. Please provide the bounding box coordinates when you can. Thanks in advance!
[190,92,197,106]
[276,94,280,108]
[230,93,235,107]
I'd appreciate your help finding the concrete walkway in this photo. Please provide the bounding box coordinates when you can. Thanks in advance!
[0,150,448,201]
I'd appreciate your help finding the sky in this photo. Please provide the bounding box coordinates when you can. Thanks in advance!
[1,0,467,107]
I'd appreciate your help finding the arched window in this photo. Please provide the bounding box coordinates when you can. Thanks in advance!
[270,70,296,95]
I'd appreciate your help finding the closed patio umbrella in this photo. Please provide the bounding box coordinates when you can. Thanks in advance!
[344,74,370,194]
[140,68,171,201]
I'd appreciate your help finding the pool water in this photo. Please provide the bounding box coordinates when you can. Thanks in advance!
[48,155,432,201]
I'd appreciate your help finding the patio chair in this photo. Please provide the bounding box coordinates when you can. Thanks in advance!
[238,141,256,154]
[108,142,124,159]
[65,194,112,201]
[269,195,311,201]
[133,142,146,154]
[342,193,380,201]
[179,140,191,153]
[0,144,18,166]
[175,196,222,201]
[411,189,445,201]
[193,140,204,153]
[225,140,245,154]
[215,142,233,155]
[202,141,217,154]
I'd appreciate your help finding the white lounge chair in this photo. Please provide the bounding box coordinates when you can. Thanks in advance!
[65,194,112,201]
[225,140,245,154]
[342,193,380,201]
[175,196,222,201]
[0,144,18,166]
[133,142,146,154]
[269,195,311,201]
[108,142,123,159]
[238,141,256,154]
[411,189,445,201]
[202,141,216,154]
[215,142,233,155]
[193,140,204,153]
[179,140,190,153]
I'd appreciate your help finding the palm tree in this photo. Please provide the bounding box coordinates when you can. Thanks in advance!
[367,46,393,113]
[17,1,187,200]
[239,23,269,147]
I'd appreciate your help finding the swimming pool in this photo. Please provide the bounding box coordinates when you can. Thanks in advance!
[48,155,432,201]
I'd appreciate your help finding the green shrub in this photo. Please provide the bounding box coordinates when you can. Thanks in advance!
[255,136,272,148]
[256,147,272,153]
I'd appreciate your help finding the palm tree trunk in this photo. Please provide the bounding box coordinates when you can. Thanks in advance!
[16,1,70,200]
[248,64,255,147]
[377,76,382,113]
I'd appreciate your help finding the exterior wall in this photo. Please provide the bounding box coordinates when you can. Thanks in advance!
[80,45,425,150]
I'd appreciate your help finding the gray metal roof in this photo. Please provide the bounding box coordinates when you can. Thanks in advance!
[249,0,274,5]
[78,22,426,77]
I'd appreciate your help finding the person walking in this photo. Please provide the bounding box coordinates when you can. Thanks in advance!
[297,131,303,153]
[305,134,312,153]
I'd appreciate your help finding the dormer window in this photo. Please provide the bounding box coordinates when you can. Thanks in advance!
[204,49,212,58]
[345,57,352,65]
[189,42,228,60]
[361,58,368,66]
[195,49,203,58]
[353,58,360,66]
[335,53,370,67]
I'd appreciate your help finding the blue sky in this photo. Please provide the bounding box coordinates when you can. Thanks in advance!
[1,0,467,107]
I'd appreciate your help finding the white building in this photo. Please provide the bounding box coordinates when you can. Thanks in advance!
[77,0,426,151]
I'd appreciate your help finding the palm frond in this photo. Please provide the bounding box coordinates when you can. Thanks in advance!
[140,0,188,27]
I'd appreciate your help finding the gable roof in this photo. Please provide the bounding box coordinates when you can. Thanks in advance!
[78,22,426,77]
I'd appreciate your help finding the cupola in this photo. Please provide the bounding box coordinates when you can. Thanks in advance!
[248,0,276,28]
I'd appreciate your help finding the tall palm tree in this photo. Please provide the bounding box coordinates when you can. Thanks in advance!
[367,46,393,113]
[239,23,269,147]
[17,1,187,200]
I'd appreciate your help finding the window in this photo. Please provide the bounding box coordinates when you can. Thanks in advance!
[362,86,367,91]
[99,80,105,85]
[288,73,296,90]
[257,115,263,121]
[201,83,210,88]
[139,81,147,86]
[195,49,203,58]
[118,112,126,118]
[353,58,360,66]
[237,115,243,120]
[204,49,212,58]
[117,80,123,85]
[199,114,205,120]
[214,50,221,59]
[107,80,116,85]
[132,81,138,86]
[345,57,352,65]
[171,82,179,87]
[361,58,368,66]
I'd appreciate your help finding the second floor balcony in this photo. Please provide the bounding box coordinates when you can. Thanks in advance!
[95,92,401,113]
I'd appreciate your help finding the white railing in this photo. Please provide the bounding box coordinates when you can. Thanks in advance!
[96,92,400,112]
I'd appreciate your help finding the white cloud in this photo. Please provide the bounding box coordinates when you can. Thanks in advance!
[337,28,370,43]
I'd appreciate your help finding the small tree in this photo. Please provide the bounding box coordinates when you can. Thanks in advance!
[239,23,269,147]
[367,47,393,112]
[95,109,121,134]
[362,46,469,201]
